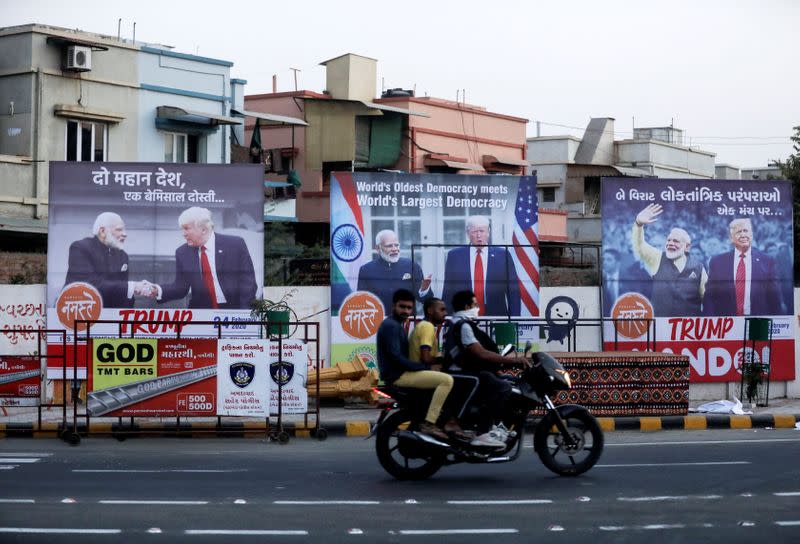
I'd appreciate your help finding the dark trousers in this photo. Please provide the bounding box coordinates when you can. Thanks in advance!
[446,370,511,434]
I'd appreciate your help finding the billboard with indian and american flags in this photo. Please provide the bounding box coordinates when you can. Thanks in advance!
[329,172,538,367]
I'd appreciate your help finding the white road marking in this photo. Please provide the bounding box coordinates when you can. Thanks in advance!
[548,525,565,531]
[61,498,76,504]
[0,458,40,463]
[398,529,518,535]
[606,438,800,447]
[0,453,51,457]
[0,528,121,534]
[776,521,800,527]
[774,492,800,497]
[348,528,364,534]
[274,500,380,505]
[597,461,750,467]
[447,499,552,505]
[185,529,308,535]
[99,500,208,505]
[600,524,690,531]
[618,495,721,502]
[0,499,34,503]
[73,469,246,473]
[0,466,18,470]
[147,528,162,534]
[234,499,247,504]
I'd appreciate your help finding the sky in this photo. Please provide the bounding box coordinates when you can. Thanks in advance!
[5,0,799,169]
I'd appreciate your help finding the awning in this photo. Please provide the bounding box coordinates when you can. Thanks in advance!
[482,154,530,167]
[424,156,484,172]
[0,216,47,234]
[231,108,307,127]
[362,101,429,118]
[156,106,242,126]
[612,165,652,177]
[54,104,125,124]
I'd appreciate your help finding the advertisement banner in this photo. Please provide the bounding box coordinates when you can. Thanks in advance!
[46,162,264,379]
[0,356,41,407]
[600,178,794,382]
[87,338,217,417]
[217,339,271,416]
[330,172,538,365]
[269,340,308,414]
[0,285,46,356]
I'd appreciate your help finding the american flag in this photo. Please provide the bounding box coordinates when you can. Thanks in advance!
[510,176,540,316]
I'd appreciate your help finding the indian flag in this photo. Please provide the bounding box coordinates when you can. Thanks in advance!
[330,172,371,314]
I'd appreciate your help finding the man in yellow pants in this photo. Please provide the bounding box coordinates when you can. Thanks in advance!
[376,289,453,441]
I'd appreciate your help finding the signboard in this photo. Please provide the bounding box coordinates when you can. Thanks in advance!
[46,162,264,378]
[0,356,40,407]
[216,339,271,416]
[330,172,539,365]
[0,285,46,355]
[87,338,217,417]
[269,340,308,414]
[600,178,794,382]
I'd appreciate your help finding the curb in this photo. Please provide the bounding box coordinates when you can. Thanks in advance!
[1,414,797,439]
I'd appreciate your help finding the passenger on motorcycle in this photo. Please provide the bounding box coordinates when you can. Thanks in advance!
[376,289,454,441]
[408,297,471,440]
[443,290,521,448]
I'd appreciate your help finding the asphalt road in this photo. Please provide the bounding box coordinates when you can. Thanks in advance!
[1,429,799,543]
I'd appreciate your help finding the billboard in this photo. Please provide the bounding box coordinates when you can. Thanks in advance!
[87,338,305,417]
[601,178,794,382]
[46,162,264,378]
[330,172,538,365]
[0,356,40,407]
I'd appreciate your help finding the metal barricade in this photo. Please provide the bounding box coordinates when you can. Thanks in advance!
[61,319,322,445]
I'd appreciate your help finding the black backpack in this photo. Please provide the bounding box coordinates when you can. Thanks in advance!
[443,318,501,373]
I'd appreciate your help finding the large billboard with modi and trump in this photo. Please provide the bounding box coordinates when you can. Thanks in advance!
[46,162,264,380]
[600,177,794,382]
[329,171,540,368]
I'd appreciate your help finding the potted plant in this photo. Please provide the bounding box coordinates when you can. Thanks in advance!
[250,289,298,338]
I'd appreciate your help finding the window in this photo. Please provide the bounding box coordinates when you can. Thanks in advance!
[542,187,556,203]
[65,120,106,161]
[164,132,199,163]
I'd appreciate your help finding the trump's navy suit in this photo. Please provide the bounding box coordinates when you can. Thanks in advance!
[703,248,781,316]
[159,233,257,309]
[441,246,521,316]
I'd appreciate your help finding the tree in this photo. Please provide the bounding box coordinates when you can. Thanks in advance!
[774,125,800,286]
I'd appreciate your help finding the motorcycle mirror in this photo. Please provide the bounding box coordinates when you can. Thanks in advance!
[500,344,515,356]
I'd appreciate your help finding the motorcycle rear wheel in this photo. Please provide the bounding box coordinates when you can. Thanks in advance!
[375,410,445,480]
[534,409,603,476]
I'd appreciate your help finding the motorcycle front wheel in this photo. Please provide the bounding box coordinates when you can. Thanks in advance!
[375,410,445,480]
[534,409,603,476]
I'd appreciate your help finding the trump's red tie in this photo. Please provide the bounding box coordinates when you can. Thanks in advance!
[735,253,745,316]
[201,246,219,309]
[474,248,485,316]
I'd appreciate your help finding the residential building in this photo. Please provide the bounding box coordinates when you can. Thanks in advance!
[527,117,717,242]
[0,23,244,278]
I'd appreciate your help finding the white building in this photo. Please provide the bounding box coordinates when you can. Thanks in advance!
[0,23,245,239]
[527,117,716,242]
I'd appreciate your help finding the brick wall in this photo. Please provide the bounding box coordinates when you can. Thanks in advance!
[0,251,46,284]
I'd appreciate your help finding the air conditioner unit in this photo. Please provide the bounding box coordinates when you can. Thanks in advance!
[65,45,92,72]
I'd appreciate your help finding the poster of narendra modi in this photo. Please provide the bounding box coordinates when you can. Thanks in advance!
[600,177,794,382]
[46,162,264,378]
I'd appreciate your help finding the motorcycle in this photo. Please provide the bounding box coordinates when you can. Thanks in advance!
[371,347,604,480]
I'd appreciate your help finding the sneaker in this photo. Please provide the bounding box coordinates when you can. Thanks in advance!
[470,431,506,448]
[490,423,516,442]
[418,422,449,442]
[489,424,508,443]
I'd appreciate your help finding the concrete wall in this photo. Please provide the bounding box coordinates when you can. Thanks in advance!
[527,136,581,166]
[138,49,232,164]
[617,140,715,178]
